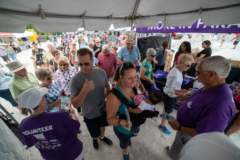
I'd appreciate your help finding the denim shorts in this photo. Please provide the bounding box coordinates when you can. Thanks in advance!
[163,92,177,114]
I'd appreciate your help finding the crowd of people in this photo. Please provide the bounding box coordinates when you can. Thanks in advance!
[0,33,240,160]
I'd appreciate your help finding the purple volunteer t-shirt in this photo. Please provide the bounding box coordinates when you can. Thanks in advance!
[177,83,236,134]
[19,111,83,160]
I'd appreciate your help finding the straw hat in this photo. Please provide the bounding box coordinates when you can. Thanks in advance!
[125,35,135,43]
[6,60,29,74]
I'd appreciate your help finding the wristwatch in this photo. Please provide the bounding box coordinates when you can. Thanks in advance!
[117,119,122,126]
[178,125,182,131]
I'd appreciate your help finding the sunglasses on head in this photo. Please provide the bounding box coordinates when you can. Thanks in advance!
[79,63,90,66]
[150,54,156,57]
[119,61,135,74]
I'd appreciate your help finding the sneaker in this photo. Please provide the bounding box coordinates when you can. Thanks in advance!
[77,129,81,134]
[158,125,171,134]
[123,153,130,160]
[93,139,98,150]
[100,137,113,146]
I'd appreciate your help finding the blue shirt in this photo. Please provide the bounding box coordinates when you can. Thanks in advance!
[80,42,89,48]
[93,57,99,67]
[114,85,140,135]
[40,82,61,112]
[118,46,141,64]
[155,47,166,66]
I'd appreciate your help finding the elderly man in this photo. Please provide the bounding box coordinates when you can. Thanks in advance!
[70,48,112,150]
[167,56,236,159]
[89,42,95,57]
[43,43,63,67]
[98,44,117,88]
[6,61,39,103]
[117,35,141,67]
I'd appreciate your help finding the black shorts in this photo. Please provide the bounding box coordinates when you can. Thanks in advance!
[163,92,177,114]
[84,113,109,138]
[233,41,239,45]
[1,55,10,62]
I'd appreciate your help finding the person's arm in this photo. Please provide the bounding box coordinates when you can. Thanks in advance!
[128,107,143,114]
[106,93,132,130]
[117,57,124,65]
[168,119,198,137]
[140,67,152,82]
[135,56,141,66]
[68,107,79,121]
[194,54,205,61]
[49,62,54,72]
[48,98,61,110]
[225,115,240,136]
[71,79,94,109]
[94,48,100,54]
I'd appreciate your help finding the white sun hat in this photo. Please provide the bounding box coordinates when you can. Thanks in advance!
[18,88,48,114]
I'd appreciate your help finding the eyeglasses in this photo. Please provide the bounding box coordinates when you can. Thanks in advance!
[55,53,60,56]
[60,64,67,66]
[45,76,53,80]
[79,63,90,66]
[119,61,135,74]
[183,64,191,67]
[196,70,210,74]
[150,54,156,57]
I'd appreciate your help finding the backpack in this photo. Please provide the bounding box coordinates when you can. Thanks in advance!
[110,88,159,127]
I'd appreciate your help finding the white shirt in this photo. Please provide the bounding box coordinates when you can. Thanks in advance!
[165,66,183,90]
[193,79,204,89]
[0,46,7,57]
[180,132,240,160]
[138,101,155,111]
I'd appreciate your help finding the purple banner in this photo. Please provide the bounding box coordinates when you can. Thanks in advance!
[136,19,240,33]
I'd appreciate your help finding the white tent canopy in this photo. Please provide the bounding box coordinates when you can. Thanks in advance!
[0,0,240,32]
[13,31,34,38]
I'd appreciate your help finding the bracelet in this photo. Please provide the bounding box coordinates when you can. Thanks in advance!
[117,119,122,126]
[178,125,182,131]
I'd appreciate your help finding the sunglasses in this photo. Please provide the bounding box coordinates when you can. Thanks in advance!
[150,54,156,57]
[55,53,60,56]
[183,64,191,67]
[181,45,186,48]
[45,76,53,80]
[119,61,135,74]
[60,64,67,66]
[96,42,100,43]
[79,63,90,66]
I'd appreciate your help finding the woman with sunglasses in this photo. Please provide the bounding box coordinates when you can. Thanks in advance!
[158,54,194,135]
[107,61,139,160]
[70,42,80,72]
[18,88,85,160]
[173,41,192,77]
[55,57,77,97]
[49,50,61,73]
[35,67,62,112]
[140,48,156,92]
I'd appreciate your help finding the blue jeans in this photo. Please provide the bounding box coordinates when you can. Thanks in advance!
[9,53,18,61]
[0,89,18,106]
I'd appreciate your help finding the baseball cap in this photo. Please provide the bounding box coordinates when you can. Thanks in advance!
[18,88,48,114]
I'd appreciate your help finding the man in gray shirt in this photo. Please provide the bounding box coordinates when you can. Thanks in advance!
[70,48,112,150]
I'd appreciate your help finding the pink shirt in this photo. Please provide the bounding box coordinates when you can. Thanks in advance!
[54,66,77,94]
[97,51,117,78]
[176,53,190,65]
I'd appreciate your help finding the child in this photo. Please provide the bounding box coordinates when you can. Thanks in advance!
[128,90,162,135]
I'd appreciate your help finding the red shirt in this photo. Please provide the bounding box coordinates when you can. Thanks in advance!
[97,51,117,78]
